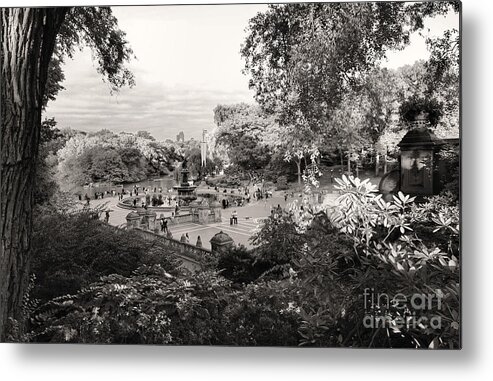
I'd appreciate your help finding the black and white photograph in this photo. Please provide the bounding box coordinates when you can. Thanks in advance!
[1,0,461,350]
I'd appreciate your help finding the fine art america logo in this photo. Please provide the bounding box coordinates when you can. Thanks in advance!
[363,288,443,330]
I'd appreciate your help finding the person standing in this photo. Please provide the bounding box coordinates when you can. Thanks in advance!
[196,236,203,248]
[104,210,110,223]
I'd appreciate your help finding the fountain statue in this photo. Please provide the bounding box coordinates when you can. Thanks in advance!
[173,159,197,204]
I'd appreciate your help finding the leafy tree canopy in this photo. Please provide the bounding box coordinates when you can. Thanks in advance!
[241,2,458,131]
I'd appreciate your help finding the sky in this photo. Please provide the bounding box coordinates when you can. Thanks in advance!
[44,4,459,141]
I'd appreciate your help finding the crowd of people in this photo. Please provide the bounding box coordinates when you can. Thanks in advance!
[79,180,296,242]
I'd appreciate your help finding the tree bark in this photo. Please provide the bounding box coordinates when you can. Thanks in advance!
[375,153,380,177]
[0,7,67,341]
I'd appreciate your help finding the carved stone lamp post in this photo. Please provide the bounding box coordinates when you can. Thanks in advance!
[398,112,444,196]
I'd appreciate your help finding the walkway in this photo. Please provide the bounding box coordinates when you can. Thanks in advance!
[80,193,285,250]
[80,189,340,250]
[167,217,264,250]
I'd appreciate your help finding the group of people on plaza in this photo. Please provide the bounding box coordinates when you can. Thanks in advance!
[79,176,295,236]
[79,183,180,204]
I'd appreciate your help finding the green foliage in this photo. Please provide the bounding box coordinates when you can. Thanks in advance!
[31,209,180,303]
[56,7,135,91]
[213,103,275,180]
[241,2,424,126]
[215,245,270,285]
[437,144,460,196]
[56,130,181,186]
[30,267,229,344]
[250,211,305,267]
[399,96,443,127]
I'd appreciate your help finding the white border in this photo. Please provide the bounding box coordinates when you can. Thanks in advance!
[1,0,492,379]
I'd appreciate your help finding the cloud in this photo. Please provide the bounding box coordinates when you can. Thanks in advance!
[44,59,255,140]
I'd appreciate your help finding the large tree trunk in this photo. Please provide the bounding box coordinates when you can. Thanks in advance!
[0,8,67,341]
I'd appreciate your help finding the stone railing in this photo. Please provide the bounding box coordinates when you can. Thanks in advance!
[133,227,214,270]
[168,213,193,225]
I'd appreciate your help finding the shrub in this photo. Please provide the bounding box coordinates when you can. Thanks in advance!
[250,211,305,268]
[31,209,181,303]
[224,281,301,346]
[438,144,460,197]
[309,175,460,348]
[214,245,271,285]
[30,266,232,344]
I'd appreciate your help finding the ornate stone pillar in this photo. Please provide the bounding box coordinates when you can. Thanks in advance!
[126,211,141,229]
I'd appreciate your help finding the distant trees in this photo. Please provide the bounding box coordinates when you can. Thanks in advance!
[213,103,277,182]
[136,130,156,141]
[56,130,181,187]
[183,145,223,180]
[34,118,69,205]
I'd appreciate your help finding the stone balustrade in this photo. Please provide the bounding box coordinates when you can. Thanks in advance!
[133,227,214,271]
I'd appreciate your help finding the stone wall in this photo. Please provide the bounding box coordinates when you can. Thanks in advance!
[168,213,193,225]
[133,228,214,272]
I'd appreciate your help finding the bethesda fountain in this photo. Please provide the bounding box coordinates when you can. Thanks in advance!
[173,159,197,205]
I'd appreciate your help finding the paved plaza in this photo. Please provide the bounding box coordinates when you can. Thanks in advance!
[85,192,295,250]
[166,218,263,249]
